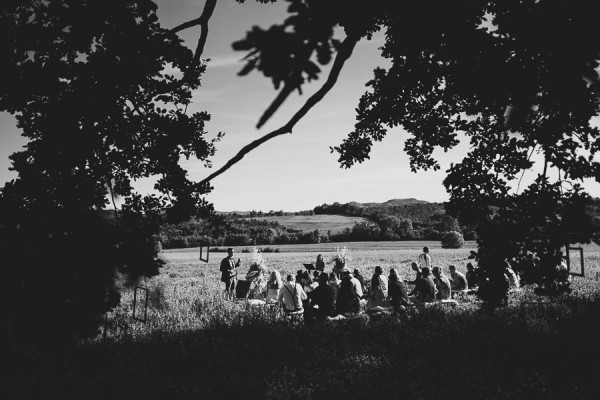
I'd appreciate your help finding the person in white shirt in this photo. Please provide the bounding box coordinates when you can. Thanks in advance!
[418,246,432,270]
[278,274,307,312]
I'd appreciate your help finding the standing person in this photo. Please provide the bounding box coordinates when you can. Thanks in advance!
[418,246,432,270]
[408,267,436,304]
[432,266,451,300]
[220,247,239,297]
[315,254,326,272]
[278,274,307,313]
[388,268,411,312]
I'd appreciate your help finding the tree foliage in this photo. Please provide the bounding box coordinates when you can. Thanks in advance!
[0,0,219,344]
[441,231,465,249]
[230,0,600,305]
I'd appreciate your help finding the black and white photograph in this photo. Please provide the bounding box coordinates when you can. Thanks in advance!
[2,1,600,399]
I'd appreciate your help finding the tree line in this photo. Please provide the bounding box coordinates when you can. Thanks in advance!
[158,199,475,248]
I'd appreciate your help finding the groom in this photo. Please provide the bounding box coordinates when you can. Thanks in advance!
[220,247,240,297]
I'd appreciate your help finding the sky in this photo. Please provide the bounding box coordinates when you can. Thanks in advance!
[1,0,600,212]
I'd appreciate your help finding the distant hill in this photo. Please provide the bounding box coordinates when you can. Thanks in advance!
[313,198,444,224]
[349,198,432,208]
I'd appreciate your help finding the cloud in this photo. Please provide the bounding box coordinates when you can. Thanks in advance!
[205,54,243,69]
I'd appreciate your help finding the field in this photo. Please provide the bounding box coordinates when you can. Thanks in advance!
[177,239,478,254]
[6,243,600,399]
[248,214,369,234]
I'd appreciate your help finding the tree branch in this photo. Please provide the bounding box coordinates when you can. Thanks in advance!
[170,0,217,63]
[256,41,316,129]
[196,33,360,188]
[256,81,297,129]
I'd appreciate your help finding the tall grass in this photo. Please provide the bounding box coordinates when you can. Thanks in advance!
[6,247,600,399]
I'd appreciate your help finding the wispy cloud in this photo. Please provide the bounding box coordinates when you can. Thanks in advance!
[205,54,243,69]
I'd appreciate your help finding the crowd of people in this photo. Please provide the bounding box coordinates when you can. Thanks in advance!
[219,246,526,322]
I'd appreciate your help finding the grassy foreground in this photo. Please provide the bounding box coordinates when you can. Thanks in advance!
[5,245,600,399]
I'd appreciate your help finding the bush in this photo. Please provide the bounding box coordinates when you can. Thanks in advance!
[441,231,465,249]
[263,247,281,253]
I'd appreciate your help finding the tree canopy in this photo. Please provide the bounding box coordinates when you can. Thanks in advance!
[0,0,220,343]
[225,0,600,303]
[0,0,220,221]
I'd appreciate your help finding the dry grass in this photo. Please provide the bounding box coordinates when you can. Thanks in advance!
[6,244,600,400]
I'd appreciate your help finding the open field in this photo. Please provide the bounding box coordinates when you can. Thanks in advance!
[6,244,600,399]
[167,239,478,254]
[246,214,369,234]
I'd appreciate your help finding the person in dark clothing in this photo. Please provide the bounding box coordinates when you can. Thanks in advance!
[220,248,240,296]
[336,271,360,314]
[388,268,411,311]
[315,254,326,272]
[465,262,480,289]
[353,268,366,294]
[408,267,436,304]
[295,269,304,285]
[309,272,336,320]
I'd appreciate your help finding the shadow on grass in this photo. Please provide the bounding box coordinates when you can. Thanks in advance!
[5,295,600,400]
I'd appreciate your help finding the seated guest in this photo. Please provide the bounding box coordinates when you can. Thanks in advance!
[265,269,283,304]
[328,272,341,297]
[309,272,336,320]
[367,266,389,308]
[408,267,436,304]
[278,274,307,313]
[405,262,422,285]
[336,270,360,314]
[465,262,480,288]
[349,269,364,299]
[449,264,468,292]
[432,266,451,300]
[388,268,411,312]
[353,269,366,294]
[295,269,304,286]
[300,271,314,309]
[312,270,321,289]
